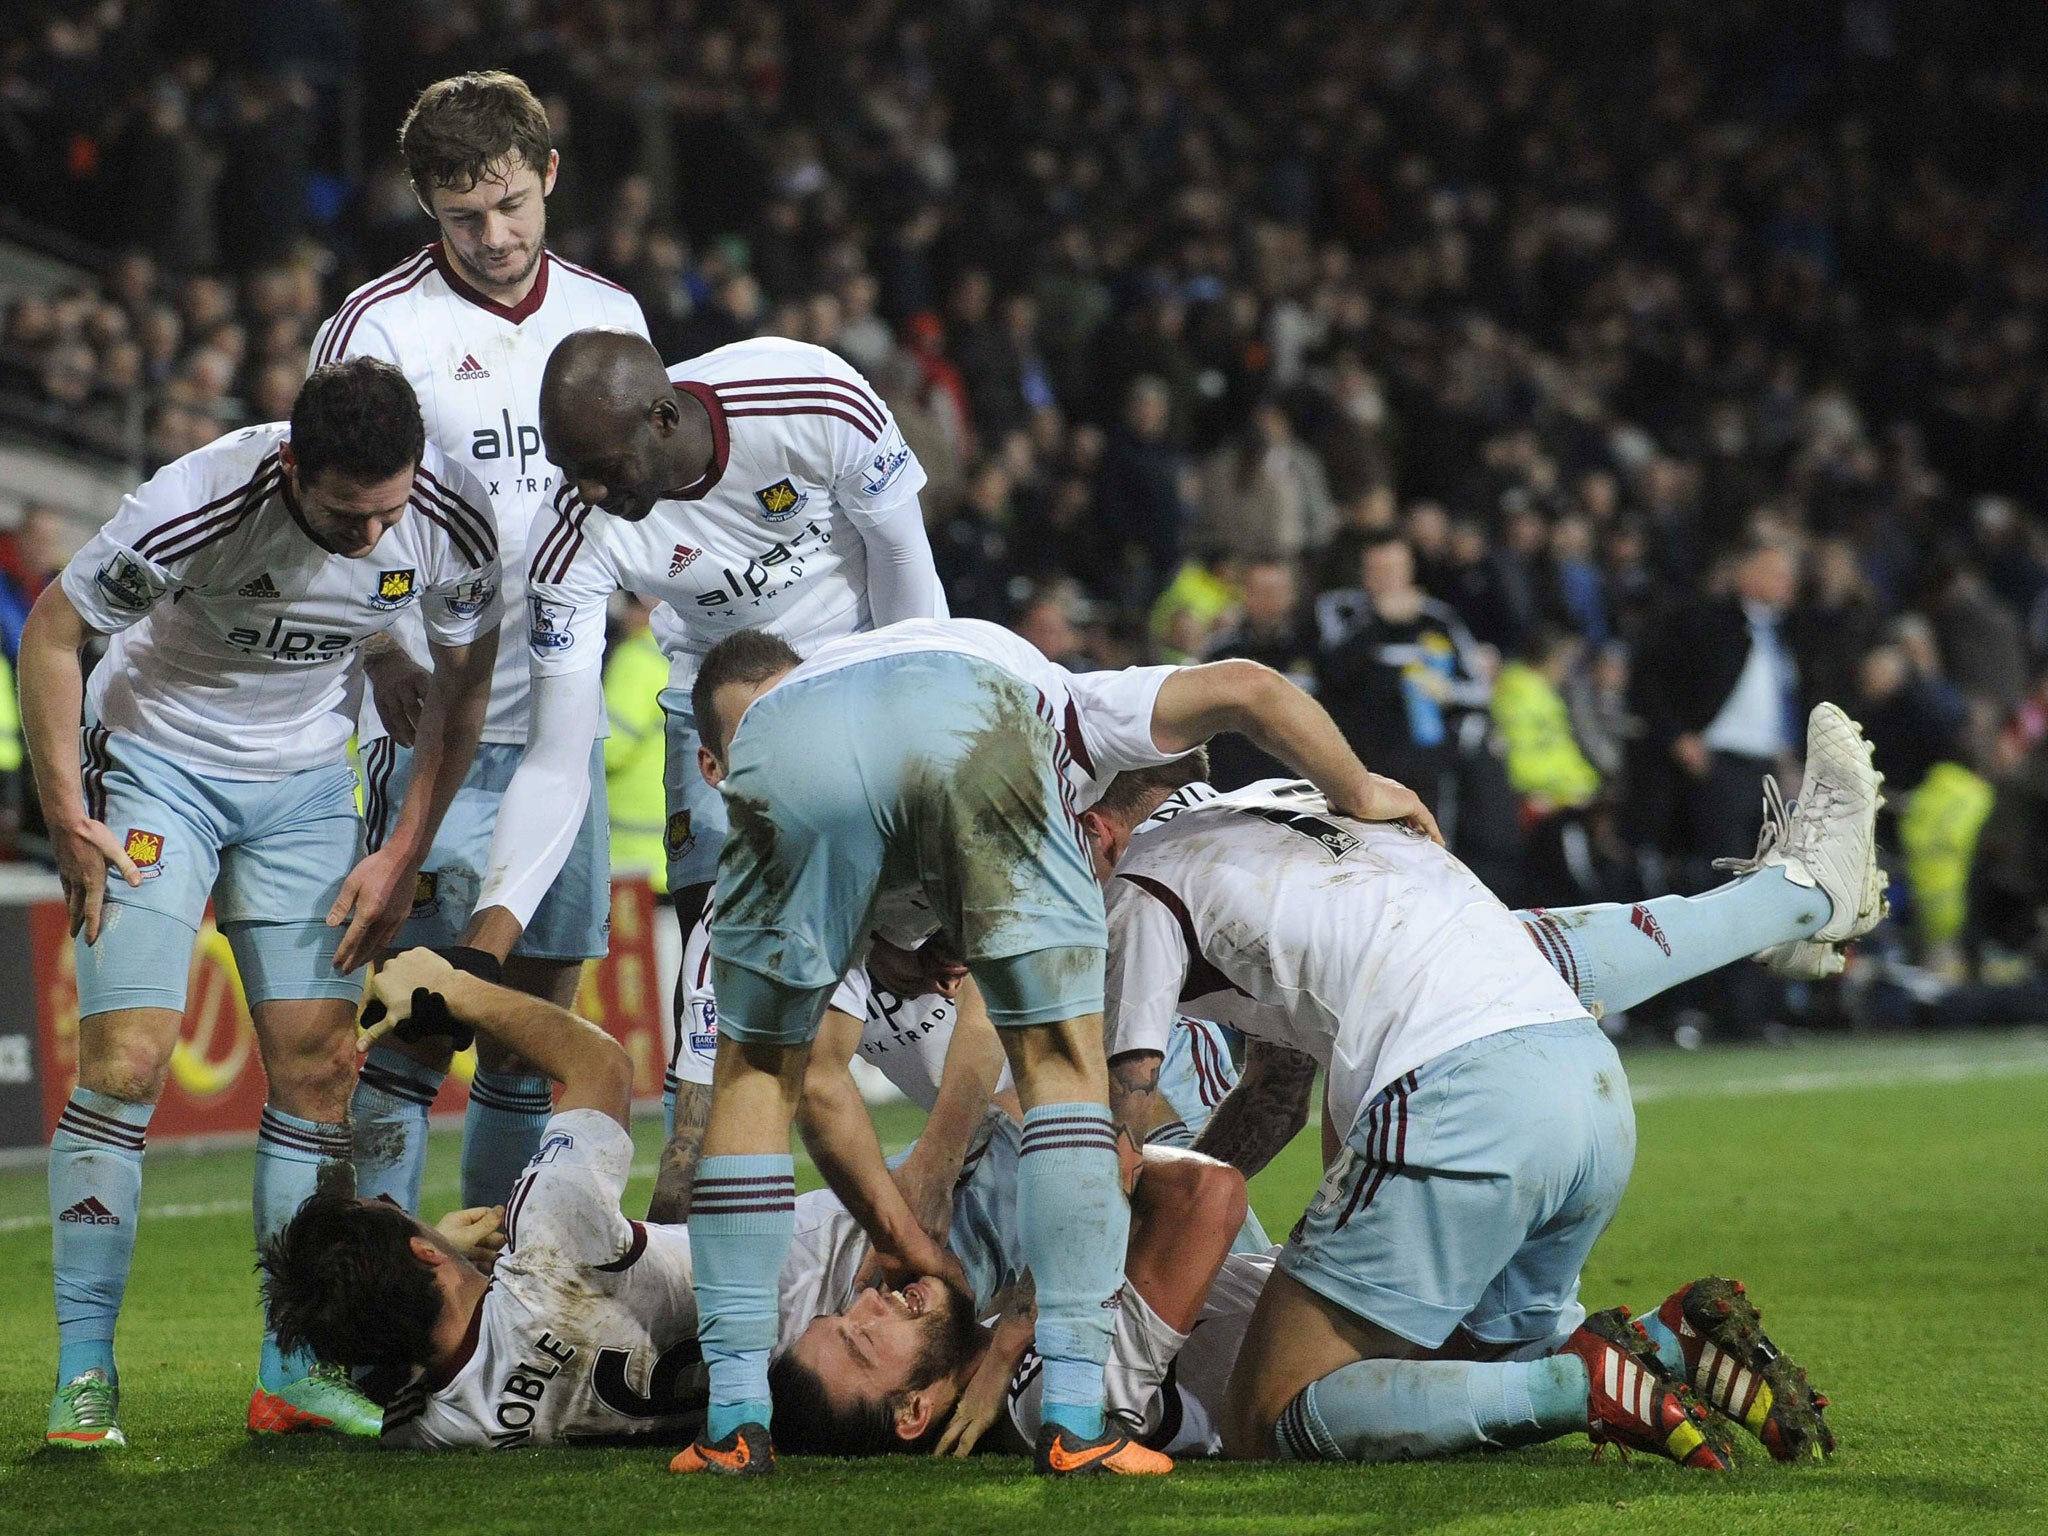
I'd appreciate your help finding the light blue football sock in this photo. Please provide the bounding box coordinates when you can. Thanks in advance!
[349,1045,442,1212]
[692,1154,795,1439]
[50,1088,153,1389]
[1276,1354,1589,1461]
[1019,1103,1129,1442]
[1516,870,1831,1016]
[462,1069,553,1208]
[254,1106,351,1389]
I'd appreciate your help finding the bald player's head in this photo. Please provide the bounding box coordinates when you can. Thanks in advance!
[540,328,706,522]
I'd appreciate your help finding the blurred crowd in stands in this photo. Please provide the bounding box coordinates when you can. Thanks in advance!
[7,0,2048,1034]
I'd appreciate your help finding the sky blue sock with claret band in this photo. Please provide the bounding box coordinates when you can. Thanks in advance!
[693,1154,795,1440]
[50,1088,153,1389]
[1516,870,1829,1016]
[1019,1103,1128,1442]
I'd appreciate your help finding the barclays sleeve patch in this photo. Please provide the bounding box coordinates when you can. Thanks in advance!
[529,596,575,651]
[859,442,914,498]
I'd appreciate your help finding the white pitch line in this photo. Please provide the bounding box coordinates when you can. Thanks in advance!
[2,1049,2042,1235]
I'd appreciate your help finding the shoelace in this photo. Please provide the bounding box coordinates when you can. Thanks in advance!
[1712,776,1792,877]
[64,1378,116,1427]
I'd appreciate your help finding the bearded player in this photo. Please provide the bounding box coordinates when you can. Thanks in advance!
[311,72,651,1216]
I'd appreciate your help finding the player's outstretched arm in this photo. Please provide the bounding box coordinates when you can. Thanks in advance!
[465,664,606,959]
[647,1080,711,1224]
[800,1008,966,1288]
[362,947,632,1125]
[17,585,140,942]
[1189,1039,1318,1178]
[332,630,498,971]
[1150,659,1443,843]
[888,978,1009,1240]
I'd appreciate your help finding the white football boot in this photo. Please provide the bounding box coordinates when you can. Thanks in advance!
[1714,703,1887,978]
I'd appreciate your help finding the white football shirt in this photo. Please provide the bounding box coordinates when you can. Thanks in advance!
[62,422,500,780]
[1102,780,1587,1132]
[381,1111,703,1450]
[311,242,649,743]
[524,337,931,690]
[669,903,1013,1110]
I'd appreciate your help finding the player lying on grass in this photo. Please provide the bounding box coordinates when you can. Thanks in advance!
[1069,703,1879,1468]
[262,948,709,1449]
[258,947,1244,1455]
[670,617,1435,1477]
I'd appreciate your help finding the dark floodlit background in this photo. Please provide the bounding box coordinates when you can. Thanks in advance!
[6,0,2048,1045]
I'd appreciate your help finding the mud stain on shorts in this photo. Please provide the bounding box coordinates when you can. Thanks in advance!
[945,675,1061,954]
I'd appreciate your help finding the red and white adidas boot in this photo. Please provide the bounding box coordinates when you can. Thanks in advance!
[1657,1277,1836,1462]
[1560,1307,1729,1470]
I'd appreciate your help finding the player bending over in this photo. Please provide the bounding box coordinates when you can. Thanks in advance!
[673,616,1433,1478]
[1076,704,1880,1467]
[21,359,500,1448]
[448,325,947,1099]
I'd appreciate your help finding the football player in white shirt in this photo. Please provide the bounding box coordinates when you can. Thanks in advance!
[1075,705,1882,1471]
[18,359,501,1449]
[668,615,1434,1477]
[310,72,653,1219]
[262,948,704,1451]
[453,324,946,979]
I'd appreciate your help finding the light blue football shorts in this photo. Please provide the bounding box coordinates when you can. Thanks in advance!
[74,726,366,1016]
[361,737,611,961]
[658,688,728,894]
[709,651,1107,1047]
[1279,1017,1634,1351]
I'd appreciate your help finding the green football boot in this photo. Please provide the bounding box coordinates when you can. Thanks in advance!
[47,1369,127,1451]
[248,1364,383,1437]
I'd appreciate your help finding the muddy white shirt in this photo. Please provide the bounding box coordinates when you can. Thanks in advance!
[62,422,499,780]
[1103,780,1586,1131]
[312,243,648,745]
[381,1111,703,1449]
[524,337,936,693]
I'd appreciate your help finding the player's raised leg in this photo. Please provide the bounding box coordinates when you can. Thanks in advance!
[1516,702,1886,1014]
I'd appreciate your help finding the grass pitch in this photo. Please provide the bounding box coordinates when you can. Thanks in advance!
[3,1031,2045,1536]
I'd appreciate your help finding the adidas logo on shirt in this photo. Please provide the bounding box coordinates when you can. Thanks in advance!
[238,572,280,599]
[58,1197,121,1225]
[669,544,701,576]
[453,354,490,381]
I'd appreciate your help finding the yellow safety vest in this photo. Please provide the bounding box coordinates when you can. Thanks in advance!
[604,628,672,894]
[1490,661,1599,809]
